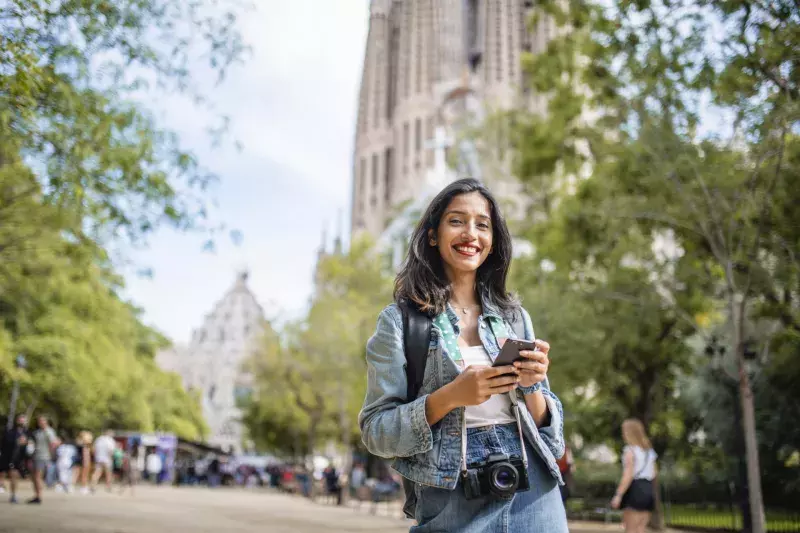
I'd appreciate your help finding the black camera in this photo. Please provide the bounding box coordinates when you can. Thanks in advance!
[462,452,529,500]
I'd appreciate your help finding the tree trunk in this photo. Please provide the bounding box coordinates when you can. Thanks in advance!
[727,290,765,533]
[649,480,666,530]
[307,420,317,468]
[738,351,766,533]
[730,294,765,533]
[729,379,753,533]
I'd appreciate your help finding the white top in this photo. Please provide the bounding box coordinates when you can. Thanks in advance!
[57,444,76,466]
[624,445,658,480]
[93,435,115,463]
[461,345,517,429]
[146,453,163,475]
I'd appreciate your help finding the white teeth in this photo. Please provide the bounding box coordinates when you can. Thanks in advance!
[455,245,479,253]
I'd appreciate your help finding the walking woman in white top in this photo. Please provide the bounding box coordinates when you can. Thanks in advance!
[611,419,658,533]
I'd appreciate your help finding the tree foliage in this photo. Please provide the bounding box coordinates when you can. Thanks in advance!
[1,0,248,245]
[242,237,393,458]
[0,0,248,439]
[506,0,798,522]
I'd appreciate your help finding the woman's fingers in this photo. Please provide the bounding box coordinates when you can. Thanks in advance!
[535,339,550,354]
[476,365,519,377]
[491,383,519,395]
[513,361,547,374]
[518,349,548,362]
[487,373,520,388]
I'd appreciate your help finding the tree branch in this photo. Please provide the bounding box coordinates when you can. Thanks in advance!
[740,125,787,301]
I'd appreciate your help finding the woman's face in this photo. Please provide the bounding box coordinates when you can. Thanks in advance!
[622,424,631,444]
[432,192,494,279]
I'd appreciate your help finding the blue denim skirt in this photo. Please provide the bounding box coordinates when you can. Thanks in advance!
[411,424,568,533]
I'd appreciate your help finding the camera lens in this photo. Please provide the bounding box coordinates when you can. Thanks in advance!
[489,463,519,496]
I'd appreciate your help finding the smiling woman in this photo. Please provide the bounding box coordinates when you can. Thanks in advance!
[394,179,516,318]
[359,178,568,533]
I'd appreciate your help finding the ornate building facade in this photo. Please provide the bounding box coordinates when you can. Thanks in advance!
[156,272,265,453]
[351,0,555,236]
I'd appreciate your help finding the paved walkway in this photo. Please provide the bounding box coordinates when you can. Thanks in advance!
[0,485,628,533]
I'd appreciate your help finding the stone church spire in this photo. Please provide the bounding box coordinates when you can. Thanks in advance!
[352,0,555,238]
[156,272,266,454]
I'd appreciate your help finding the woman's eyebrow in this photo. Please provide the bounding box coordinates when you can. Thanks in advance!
[444,209,491,220]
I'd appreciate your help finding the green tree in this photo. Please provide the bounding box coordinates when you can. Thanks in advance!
[0,0,248,441]
[242,237,393,461]
[1,0,248,246]
[508,0,797,530]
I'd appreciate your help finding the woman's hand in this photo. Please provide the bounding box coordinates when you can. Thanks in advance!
[610,494,622,509]
[513,339,550,388]
[446,365,520,407]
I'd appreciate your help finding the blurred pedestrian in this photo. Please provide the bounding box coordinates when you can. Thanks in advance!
[91,430,116,492]
[112,444,124,483]
[74,431,93,495]
[29,415,60,504]
[146,449,163,485]
[610,419,658,533]
[55,436,76,493]
[322,462,341,504]
[118,446,139,496]
[0,415,29,504]
[557,445,574,503]
[349,462,365,498]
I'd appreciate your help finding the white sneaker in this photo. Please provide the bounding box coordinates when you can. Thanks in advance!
[80,487,90,495]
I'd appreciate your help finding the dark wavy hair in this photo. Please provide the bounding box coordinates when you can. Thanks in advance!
[394,178,518,316]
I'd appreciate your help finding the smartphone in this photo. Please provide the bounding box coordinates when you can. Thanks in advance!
[492,339,537,368]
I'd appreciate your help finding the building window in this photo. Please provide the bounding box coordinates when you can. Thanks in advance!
[384,147,393,205]
[373,19,384,129]
[426,116,435,168]
[467,0,481,71]
[415,1,423,94]
[388,25,400,119]
[496,0,503,82]
[403,1,412,99]
[359,156,367,201]
[371,153,379,189]
[415,118,422,153]
[507,0,515,80]
[403,121,410,167]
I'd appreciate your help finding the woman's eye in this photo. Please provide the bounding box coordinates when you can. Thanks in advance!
[478,223,490,229]
[450,219,463,225]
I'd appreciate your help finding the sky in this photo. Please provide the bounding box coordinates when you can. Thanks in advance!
[122,0,370,343]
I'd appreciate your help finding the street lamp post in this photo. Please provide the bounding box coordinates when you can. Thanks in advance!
[6,354,27,430]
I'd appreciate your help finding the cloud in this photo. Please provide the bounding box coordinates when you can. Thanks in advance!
[123,0,369,342]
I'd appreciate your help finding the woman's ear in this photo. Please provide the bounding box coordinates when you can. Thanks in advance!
[428,228,437,246]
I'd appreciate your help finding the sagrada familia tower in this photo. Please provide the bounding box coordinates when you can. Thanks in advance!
[351,0,555,237]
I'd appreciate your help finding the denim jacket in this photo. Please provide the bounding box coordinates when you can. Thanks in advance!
[358,296,565,491]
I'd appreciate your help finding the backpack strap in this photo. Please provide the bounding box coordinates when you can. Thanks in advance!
[398,300,432,520]
[398,301,432,401]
